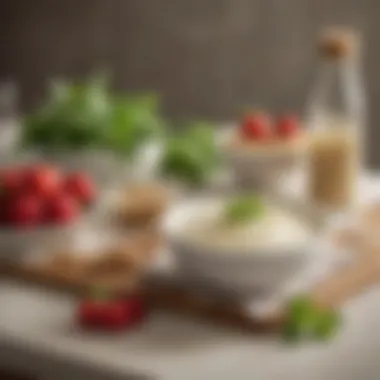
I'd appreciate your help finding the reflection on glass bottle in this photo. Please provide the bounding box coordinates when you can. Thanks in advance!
[0,81,19,155]
[306,28,365,211]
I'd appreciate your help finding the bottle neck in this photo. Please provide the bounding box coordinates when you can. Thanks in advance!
[307,56,365,131]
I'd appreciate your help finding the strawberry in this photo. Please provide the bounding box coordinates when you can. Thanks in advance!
[64,173,96,205]
[44,194,79,225]
[276,114,299,139]
[7,195,42,227]
[24,165,62,198]
[240,112,273,141]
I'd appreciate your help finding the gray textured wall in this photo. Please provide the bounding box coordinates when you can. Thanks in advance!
[1,0,379,166]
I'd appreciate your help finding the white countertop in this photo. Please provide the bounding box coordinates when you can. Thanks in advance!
[1,279,380,380]
[0,175,380,380]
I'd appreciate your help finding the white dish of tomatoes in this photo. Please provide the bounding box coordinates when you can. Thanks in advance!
[0,163,97,260]
[220,112,307,191]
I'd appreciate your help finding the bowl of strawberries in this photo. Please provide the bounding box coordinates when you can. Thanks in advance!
[221,111,307,191]
[0,163,97,260]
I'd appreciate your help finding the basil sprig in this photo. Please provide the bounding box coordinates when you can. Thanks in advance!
[223,195,265,225]
[282,296,342,343]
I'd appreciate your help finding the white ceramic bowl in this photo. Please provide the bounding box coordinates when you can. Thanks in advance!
[161,196,318,299]
[39,140,164,189]
[40,150,128,188]
[0,222,84,262]
[219,128,306,191]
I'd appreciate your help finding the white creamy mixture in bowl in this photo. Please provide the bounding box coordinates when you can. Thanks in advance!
[182,201,310,253]
[162,195,317,298]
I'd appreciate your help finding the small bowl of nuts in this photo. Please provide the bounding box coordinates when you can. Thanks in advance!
[102,181,175,228]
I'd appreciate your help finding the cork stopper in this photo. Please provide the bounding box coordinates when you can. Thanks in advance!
[318,28,359,59]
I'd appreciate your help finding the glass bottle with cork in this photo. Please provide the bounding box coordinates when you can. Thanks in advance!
[306,28,365,212]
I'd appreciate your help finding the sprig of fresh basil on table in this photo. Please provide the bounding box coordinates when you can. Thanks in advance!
[160,123,219,186]
[282,296,342,343]
[22,76,165,156]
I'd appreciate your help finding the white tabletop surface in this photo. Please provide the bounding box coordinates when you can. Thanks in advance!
[1,176,380,380]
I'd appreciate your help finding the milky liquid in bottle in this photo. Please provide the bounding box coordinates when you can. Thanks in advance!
[306,28,366,212]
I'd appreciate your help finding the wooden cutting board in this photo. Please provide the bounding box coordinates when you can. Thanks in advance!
[1,240,379,334]
[1,195,380,334]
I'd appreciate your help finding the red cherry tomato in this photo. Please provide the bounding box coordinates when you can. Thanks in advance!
[77,294,147,332]
[43,194,80,225]
[7,195,42,227]
[23,165,62,198]
[77,300,107,328]
[124,297,146,325]
[0,167,25,194]
[64,173,96,205]
[240,112,272,141]
[276,114,299,139]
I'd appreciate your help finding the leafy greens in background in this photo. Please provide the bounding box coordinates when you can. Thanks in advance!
[105,94,165,156]
[23,75,220,186]
[160,123,219,186]
[22,76,165,156]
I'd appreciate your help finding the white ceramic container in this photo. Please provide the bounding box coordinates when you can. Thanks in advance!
[161,195,318,299]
